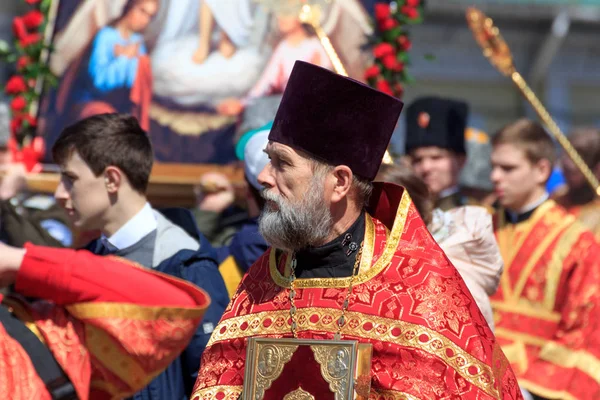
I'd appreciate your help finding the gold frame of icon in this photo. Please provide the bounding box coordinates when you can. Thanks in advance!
[242,337,372,400]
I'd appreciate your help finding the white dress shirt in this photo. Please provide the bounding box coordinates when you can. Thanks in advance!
[100,203,157,252]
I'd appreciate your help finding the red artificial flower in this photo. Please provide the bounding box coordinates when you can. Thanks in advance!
[17,56,31,70]
[376,80,393,96]
[10,117,22,136]
[22,10,44,29]
[374,3,391,21]
[378,17,398,31]
[5,75,27,95]
[23,114,37,128]
[373,42,395,58]
[397,35,412,51]
[364,65,381,80]
[19,33,41,48]
[10,96,27,112]
[12,17,27,40]
[406,0,420,7]
[25,0,41,4]
[401,6,419,19]
[20,136,45,172]
[381,54,396,70]
[382,55,404,72]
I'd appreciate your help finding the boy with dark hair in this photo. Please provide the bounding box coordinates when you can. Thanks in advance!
[52,113,229,400]
[490,118,600,399]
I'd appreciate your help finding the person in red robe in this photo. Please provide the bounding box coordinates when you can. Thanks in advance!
[552,127,600,239]
[191,61,522,399]
[0,241,210,400]
[490,119,600,399]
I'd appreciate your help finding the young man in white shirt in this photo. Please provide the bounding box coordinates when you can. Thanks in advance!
[52,112,229,400]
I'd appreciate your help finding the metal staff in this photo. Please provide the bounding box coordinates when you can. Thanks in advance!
[466,7,600,196]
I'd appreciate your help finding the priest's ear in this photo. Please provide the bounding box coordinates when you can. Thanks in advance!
[330,165,353,204]
[103,166,123,194]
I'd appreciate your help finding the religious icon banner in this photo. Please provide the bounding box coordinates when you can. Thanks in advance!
[37,0,372,166]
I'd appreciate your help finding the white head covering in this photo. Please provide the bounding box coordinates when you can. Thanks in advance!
[243,129,269,190]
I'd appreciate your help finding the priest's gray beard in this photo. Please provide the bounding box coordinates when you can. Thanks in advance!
[259,176,333,252]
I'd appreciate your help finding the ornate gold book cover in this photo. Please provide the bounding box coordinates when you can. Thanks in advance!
[243,338,372,400]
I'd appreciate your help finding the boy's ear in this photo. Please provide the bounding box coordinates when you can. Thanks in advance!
[104,166,122,194]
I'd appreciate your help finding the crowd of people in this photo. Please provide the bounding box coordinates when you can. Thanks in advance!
[0,60,599,400]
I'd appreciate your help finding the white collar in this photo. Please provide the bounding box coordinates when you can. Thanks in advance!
[507,192,549,222]
[439,186,460,199]
[518,192,549,214]
[101,203,157,251]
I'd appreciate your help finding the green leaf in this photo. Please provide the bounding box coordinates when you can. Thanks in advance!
[389,26,403,38]
[41,0,53,14]
[29,64,40,76]
[45,74,59,88]
[403,71,416,84]
[24,91,36,103]
[410,15,424,25]
[383,30,396,42]
[397,52,409,63]
[383,69,393,81]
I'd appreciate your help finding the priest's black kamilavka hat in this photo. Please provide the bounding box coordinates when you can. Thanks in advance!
[268,61,404,181]
[404,96,469,155]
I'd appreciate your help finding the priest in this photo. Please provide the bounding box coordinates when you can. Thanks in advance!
[192,61,522,399]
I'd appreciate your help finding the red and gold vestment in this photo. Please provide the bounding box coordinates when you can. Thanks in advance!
[493,200,600,399]
[0,244,209,400]
[193,183,522,400]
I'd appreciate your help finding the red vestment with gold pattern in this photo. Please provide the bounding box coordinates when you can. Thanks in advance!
[0,244,210,400]
[192,183,522,400]
[493,200,600,399]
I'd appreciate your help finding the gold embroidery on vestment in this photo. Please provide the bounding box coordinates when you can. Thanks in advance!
[191,384,243,399]
[206,308,500,399]
[543,223,583,310]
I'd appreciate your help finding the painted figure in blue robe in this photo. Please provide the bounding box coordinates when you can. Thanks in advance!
[58,0,157,131]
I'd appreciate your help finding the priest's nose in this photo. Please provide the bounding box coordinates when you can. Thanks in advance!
[257,162,274,189]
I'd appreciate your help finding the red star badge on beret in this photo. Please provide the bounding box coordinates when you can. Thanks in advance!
[418,112,430,129]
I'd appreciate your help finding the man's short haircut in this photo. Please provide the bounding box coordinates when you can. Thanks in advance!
[569,127,600,169]
[492,118,557,166]
[52,113,153,193]
[309,158,373,209]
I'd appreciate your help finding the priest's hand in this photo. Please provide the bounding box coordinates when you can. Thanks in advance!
[0,242,25,288]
